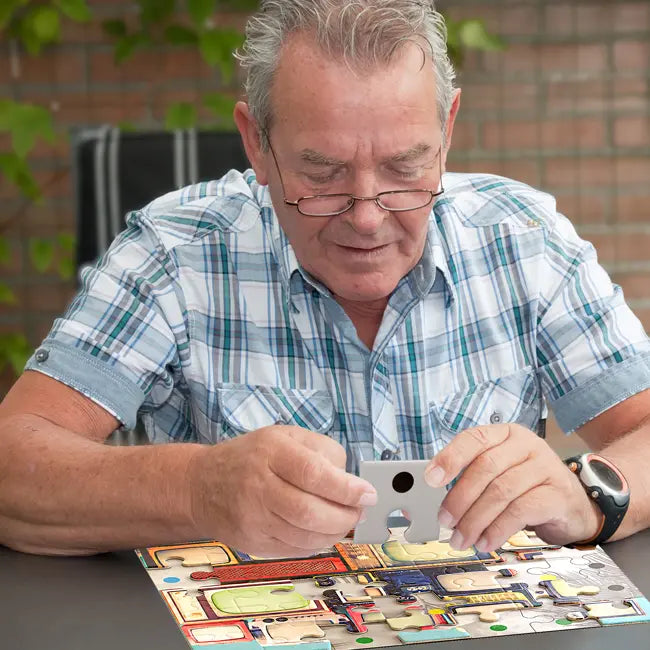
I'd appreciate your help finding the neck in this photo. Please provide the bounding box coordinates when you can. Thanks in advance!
[334,294,388,350]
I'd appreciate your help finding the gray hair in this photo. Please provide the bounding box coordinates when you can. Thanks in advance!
[236,0,456,149]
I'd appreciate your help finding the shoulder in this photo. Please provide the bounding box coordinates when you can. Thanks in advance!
[125,169,268,253]
[437,172,559,234]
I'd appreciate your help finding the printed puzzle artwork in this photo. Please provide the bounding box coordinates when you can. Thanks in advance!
[136,526,650,650]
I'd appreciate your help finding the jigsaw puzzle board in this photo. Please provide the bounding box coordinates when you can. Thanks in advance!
[136,527,650,650]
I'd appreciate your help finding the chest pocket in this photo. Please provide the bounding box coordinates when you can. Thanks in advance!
[216,384,335,436]
[431,367,541,438]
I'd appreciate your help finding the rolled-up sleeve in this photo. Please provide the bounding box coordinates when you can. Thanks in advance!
[536,213,650,433]
[24,210,188,430]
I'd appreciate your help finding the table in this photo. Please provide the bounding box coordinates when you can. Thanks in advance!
[2,530,649,649]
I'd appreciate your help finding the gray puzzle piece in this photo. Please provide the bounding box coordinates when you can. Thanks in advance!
[354,460,446,544]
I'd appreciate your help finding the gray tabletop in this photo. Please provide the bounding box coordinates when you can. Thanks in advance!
[2,530,649,649]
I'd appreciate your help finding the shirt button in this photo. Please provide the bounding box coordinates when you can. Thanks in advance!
[490,411,502,424]
[35,348,49,363]
[381,449,399,461]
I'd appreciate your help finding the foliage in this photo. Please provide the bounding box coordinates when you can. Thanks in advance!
[0,0,504,381]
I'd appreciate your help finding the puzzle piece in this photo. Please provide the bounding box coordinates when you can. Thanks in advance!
[501,530,559,550]
[169,590,207,622]
[354,461,446,543]
[266,621,325,642]
[398,627,470,643]
[361,610,386,624]
[210,585,309,615]
[452,602,524,622]
[437,570,503,592]
[381,540,476,562]
[585,600,641,620]
[157,545,230,567]
[539,578,600,599]
[386,607,434,631]
[598,597,650,625]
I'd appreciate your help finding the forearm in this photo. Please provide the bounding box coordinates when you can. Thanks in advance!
[0,413,206,555]
[593,424,650,541]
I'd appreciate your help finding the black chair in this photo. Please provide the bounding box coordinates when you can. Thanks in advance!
[72,128,249,443]
[73,127,249,267]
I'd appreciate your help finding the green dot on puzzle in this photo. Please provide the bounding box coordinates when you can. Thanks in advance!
[556,619,573,626]
[490,625,507,632]
[356,637,374,644]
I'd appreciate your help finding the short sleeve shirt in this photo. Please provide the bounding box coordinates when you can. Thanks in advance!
[25,170,650,474]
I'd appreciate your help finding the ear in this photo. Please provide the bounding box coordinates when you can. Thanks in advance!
[234,101,270,185]
[441,88,462,172]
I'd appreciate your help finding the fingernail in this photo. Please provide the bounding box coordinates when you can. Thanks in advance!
[358,491,378,507]
[424,465,445,487]
[475,536,488,552]
[438,507,455,528]
[449,529,465,550]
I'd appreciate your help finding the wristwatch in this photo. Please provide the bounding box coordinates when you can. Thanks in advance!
[564,453,630,545]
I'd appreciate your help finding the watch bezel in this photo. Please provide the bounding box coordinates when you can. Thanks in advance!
[578,452,630,506]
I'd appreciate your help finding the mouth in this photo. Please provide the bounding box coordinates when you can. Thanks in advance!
[338,243,390,253]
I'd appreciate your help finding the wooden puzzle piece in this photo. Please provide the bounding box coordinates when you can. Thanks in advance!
[598,597,650,625]
[381,540,476,562]
[398,627,470,643]
[585,600,641,620]
[542,578,600,598]
[437,570,504,592]
[453,602,524,622]
[157,546,230,567]
[210,585,309,615]
[192,624,248,642]
[266,621,325,642]
[386,607,433,631]
[354,461,446,544]
[169,590,207,622]
[361,610,386,624]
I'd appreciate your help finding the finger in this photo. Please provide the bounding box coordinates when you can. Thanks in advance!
[264,471,362,536]
[449,459,545,550]
[266,510,352,552]
[269,440,376,508]
[470,487,556,553]
[439,441,533,530]
[424,424,514,488]
[283,426,347,470]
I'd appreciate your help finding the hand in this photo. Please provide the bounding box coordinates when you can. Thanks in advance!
[188,425,377,558]
[424,423,603,552]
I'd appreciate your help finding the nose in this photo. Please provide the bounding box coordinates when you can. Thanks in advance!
[341,196,388,235]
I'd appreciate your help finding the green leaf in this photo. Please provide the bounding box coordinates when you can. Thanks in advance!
[55,0,91,22]
[102,18,127,38]
[7,103,56,158]
[198,28,223,66]
[165,102,197,130]
[458,19,505,52]
[188,0,215,27]
[29,6,61,42]
[29,238,54,272]
[203,91,236,122]
[114,32,150,63]
[0,283,16,304]
[0,0,28,30]
[0,153,41,201]
[1,333,33,376]
[117,121,137,132]
[57,256,76,280]
[137,0,175,25]
[0,238,11,266]
[164,24,198,45]
[199,28,243,82]
[216,0,258,10]
[56,232,76,252]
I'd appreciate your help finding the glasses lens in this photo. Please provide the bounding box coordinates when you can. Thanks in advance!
[298,195,355,216]
[377,190,434,211]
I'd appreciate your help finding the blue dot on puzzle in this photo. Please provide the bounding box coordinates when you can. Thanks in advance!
[163,576,181,584]
[398,628,470,644]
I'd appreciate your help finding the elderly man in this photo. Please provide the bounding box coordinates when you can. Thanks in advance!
[1,0,649,558]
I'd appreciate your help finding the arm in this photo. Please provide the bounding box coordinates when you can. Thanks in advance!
[576,387,650,540]
[0,371,202,555]
[0,372,374,557]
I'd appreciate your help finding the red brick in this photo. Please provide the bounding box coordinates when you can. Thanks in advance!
[614,116,650,148]
[24,281,76,313]
[460,159,541,187]
[616,194,650,222]
[540,44,608,73]
[544,156,614,188]
[497,5,540,36]
[10,48,86,85]
[483,44,540,74]
[575,4,615,35]
[614,40,650,71]
[583,233,617,265]
[632,308,650,334]
[460,83,538,113]
[545,5,576,35]
[449,121,477,151]
[614,3,650,32]
[610,272,650,301]
[616,157,650,185]
[555,193,608,225]
[546,80,608,114]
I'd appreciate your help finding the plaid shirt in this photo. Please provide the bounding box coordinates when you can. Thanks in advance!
[27,170,650,473]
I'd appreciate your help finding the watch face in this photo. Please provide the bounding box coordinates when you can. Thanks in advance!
[590,458,623,490]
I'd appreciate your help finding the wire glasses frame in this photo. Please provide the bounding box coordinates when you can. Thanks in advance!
[265,134,445,217]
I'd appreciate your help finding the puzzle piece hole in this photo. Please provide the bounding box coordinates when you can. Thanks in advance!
[392,472,415,494]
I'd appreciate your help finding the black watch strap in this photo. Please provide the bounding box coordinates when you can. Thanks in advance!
[565,454,629,545]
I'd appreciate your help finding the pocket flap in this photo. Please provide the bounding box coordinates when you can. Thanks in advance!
[216,384,334,434]
[433,367,540,434]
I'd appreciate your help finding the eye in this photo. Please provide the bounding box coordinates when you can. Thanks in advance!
[392,168,422,180]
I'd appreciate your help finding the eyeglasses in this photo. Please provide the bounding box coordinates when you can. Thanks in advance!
[265,134,445,217]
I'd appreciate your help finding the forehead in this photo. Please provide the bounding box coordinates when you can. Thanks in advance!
[269,32,441,155]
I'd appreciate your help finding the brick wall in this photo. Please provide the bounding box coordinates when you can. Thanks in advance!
[0,0,648,399]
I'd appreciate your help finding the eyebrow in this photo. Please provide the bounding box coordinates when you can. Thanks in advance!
[297,142,435,167]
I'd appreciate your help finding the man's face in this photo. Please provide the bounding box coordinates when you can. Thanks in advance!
[255,34,449,304]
